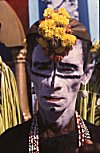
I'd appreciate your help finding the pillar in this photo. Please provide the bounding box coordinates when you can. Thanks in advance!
[12,48,32,121]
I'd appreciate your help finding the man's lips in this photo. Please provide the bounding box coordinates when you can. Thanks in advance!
[43,96,65,102]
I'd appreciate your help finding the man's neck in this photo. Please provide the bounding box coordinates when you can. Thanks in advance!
[38,109,76,139]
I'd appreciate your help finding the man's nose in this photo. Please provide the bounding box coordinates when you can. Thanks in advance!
[51,74,62,90]
[51,72,55,88]
[50,63,62,91]
[51,62,56,88]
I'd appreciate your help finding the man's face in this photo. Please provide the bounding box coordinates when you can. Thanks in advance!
[31,40,84,119]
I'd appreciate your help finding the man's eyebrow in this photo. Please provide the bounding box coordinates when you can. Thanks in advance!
[59,62,78,69]
[33,61,52,66]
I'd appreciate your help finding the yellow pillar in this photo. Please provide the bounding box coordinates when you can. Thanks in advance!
[12,48,31,121]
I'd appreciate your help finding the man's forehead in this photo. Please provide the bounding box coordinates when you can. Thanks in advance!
[32,45,49,62]
[32,40,83,64]
[62,40,83,64]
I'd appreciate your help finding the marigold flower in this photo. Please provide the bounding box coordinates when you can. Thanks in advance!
[58,8,71,18]
[43,8,53,17]
[37,8,77,60]
[37,37,48,48]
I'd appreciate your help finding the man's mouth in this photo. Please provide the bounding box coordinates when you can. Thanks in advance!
[43,96,65,102]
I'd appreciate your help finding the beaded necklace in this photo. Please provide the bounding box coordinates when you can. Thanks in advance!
[75,111,91,147]
[29,112,91,153]
[29,114,39,153]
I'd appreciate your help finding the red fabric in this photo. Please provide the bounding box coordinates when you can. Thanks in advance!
[6,0,29,35]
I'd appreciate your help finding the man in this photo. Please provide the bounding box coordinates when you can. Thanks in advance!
[0,8,100,153]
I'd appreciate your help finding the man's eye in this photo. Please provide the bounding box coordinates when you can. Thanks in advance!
[63,67,75,72]
[57,67,75,73]
[37,65,50,70]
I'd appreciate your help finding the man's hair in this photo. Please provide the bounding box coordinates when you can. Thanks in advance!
[82,40,92,70]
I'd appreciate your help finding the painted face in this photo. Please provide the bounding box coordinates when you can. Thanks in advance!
[31,40,84,124]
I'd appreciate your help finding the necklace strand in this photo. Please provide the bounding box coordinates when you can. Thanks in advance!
[29,112,91,153]
[29,114,39,153]
[76,111,91,147]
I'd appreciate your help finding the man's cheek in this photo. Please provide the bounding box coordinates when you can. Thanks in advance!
[71,82,81,92]
[32,75,42,84]
[33,77,44,92]
[32,77,39,91]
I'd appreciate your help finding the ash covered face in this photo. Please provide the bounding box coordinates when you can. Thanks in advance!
[30,39,92,125]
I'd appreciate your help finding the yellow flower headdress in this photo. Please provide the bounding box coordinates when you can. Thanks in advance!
[37,8,76,61]
[27,8,91,62]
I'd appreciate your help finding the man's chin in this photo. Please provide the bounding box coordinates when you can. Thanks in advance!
[40,105,66,116]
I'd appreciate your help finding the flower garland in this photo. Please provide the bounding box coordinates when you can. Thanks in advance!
[29,111,92,153]
[37,8,77,61]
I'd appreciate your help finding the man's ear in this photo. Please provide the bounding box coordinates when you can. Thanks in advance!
[81,64,94,85]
